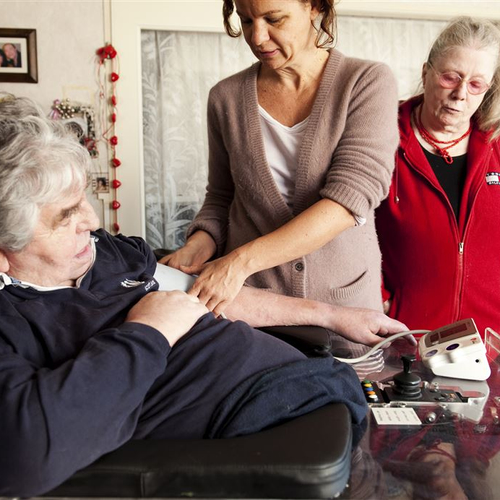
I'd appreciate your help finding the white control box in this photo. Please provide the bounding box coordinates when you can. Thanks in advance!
[419,318,491,381]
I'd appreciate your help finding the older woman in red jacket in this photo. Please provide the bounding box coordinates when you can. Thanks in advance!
[376,17,500,337]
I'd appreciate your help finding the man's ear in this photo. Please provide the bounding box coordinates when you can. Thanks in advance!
[0,250,10,273]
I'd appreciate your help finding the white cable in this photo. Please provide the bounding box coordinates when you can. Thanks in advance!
[333,329,431,364]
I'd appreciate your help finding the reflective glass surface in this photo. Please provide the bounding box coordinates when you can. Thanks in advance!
[341,332,500,499]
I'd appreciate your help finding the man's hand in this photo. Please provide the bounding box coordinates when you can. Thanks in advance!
[383,298,392,314]
[125,291,209,346]
[326,307,415,347]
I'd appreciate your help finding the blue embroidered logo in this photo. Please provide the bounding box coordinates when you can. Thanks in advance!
[486,172,500,185]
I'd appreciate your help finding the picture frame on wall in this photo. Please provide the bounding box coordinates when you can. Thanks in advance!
[92,172,110,194]
[0,28,37,83]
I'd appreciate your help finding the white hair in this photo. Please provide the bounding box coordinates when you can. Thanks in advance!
[0,93,91,251]
[427,17,500,138]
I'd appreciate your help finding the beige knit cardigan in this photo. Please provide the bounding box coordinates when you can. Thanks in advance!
[187,49,399,311]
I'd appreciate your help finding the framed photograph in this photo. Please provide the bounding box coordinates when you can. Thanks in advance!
[92,172,110,194]
[0,28,37,83]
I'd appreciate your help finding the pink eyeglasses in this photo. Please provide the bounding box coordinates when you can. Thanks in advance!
[428,62,492,95]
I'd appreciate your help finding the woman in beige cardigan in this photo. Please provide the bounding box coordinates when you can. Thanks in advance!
[163,0,404,354]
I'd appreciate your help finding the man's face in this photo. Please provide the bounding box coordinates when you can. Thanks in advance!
[2,188,100,287]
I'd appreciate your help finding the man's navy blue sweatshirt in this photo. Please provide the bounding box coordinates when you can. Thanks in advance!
[0,230,367,497]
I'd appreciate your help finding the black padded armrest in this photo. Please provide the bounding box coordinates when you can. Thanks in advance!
[260,325,335,356]
[44,403,352,499]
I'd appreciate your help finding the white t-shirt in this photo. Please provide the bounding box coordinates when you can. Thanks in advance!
[259,105,308,208]
[259,105,366,226]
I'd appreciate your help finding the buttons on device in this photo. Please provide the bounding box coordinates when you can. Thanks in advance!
[361,380,380,403]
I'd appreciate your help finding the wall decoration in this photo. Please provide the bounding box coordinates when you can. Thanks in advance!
[96,42,122,233]
[92,172,110,194]
[0,28,37,83]
[49,99,98,157]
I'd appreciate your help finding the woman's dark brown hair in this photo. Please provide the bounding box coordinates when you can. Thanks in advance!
[222,0,336,48]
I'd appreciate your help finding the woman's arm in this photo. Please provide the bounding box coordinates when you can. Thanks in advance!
[184,87,236,256]
[163,87,235,270]
[185,198,355,315]
[160,230,216,269]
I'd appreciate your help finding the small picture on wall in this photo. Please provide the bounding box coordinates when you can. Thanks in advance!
[0,28,37,83]
[92,173,110,194]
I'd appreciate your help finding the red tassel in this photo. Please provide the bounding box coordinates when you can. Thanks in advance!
[112,200,121,210]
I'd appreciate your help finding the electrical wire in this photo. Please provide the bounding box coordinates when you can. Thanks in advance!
[333,329,431,364]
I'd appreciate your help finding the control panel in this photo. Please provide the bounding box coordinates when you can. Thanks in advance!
[418,318,490,381]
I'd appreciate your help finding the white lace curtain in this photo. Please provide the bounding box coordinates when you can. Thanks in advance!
[141,16,446,250]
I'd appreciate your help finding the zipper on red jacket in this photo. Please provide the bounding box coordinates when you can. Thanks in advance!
[453,180,483,321]
[402,151,463,320]
[455,242,465,320]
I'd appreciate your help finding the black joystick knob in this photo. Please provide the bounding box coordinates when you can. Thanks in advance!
[393,354,422,399]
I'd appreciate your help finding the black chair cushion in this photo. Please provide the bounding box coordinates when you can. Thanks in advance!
[44,403,352,499]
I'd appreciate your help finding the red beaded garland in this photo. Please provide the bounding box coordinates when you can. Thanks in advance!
[98,43,121,234]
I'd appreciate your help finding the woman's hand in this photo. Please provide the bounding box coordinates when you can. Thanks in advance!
[186,251,249,316]
[160,230,216,271]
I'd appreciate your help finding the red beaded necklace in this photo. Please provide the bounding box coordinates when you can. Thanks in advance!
[414,105,472,164]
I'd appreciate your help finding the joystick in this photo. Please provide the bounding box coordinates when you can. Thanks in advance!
[393,355,422,399]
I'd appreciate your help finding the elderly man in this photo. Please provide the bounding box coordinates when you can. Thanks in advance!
[0,94,405,497]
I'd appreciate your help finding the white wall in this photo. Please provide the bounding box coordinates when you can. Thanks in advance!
[0,0,105,109]
[0,0,113,227]
[337,0,500,20]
